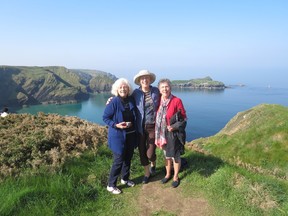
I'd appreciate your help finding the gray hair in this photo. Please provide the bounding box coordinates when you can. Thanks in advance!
[158,78,172,88]
[111,78,133,96]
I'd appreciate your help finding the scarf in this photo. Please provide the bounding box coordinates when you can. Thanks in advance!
[155,95,171,148]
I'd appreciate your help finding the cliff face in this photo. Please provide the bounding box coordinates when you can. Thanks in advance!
[172,76,226,89]
[0,66,116,106]
[70,69,117,93]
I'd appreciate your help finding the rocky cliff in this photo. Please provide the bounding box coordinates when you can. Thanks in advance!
[0,66,117,106]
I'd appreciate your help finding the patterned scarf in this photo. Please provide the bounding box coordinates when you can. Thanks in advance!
[155,96,171,148]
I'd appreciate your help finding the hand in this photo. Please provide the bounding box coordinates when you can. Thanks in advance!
[106,97,113,105]
[116,122,129,129]
[167,125,174,132]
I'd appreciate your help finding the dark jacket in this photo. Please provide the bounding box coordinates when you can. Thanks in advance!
[166,110,187,157]
[132,86,160,135]
[170,110,186,145]
[103,96,138,154]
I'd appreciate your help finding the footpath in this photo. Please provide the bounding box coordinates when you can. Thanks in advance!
[137,174,211,216]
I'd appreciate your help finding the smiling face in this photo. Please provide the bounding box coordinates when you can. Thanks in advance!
[159,81,171,99]
[117,84,129,98]
[140,75,151,90]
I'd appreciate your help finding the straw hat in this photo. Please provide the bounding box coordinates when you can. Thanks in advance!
[133,69,156,85]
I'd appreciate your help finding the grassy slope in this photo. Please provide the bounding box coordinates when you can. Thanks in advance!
[185,104,288,215]
[70,69,117,92]
[0,66,86,105]
[0,66,115,106]
[188,104,288,178]
[0,104,288,215]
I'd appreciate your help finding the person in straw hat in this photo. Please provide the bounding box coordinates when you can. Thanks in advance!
[132,69,160,184]
[106,69,160,184]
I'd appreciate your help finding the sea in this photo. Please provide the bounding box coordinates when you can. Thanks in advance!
[16,85,288,142]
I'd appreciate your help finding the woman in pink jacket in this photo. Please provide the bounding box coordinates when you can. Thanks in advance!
[155,78,187,188]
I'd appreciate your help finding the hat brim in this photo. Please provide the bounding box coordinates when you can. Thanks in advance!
[134,73,156,85]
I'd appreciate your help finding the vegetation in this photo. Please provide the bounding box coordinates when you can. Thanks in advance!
[0,104,287,215]
[70,69,117,93]
[0,66,225,106]
[171,76,226,89]
[0,147,144,216]
[0,113,107,178]
[188,104,288,179]
[0,66,116,106]
[186,104,288,215]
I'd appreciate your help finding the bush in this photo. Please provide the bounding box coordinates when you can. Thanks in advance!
[0,113,107,178]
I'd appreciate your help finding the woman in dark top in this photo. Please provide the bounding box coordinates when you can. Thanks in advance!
[103,78,138,194]
[106,70,160,184]
[132,70,160,183]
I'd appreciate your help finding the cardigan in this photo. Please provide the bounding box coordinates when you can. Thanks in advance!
[160,95,187,157]
[165,95,187,125]
[102,96,138,154]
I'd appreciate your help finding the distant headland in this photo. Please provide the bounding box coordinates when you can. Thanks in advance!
[0,66,117,106]
[0,66,226,107]
[171,76,226,89]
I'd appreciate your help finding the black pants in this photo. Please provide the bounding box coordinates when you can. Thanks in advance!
[108,133,136,187]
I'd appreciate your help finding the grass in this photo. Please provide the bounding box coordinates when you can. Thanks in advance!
[190,104,288,178]
[0,145,140,216]
[0,104,287,215]
[180,151,288,216]
[1,146,288,216]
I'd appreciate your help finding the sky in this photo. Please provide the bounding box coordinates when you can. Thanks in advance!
[1,0,288,87]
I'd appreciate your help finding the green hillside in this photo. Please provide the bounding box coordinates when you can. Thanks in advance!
[0,104,288,215]
[187,104,288,179]
[70,69,117,93]
[172,76,226,89]
[0,66,116,106]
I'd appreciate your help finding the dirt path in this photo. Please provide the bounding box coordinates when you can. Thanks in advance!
[137,176,211,216]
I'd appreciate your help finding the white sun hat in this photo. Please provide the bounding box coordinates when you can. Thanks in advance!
[133,69,156,85]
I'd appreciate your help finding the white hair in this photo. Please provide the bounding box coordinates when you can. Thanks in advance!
[111,78,133,96]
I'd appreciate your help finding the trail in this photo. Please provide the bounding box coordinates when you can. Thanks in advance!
[137,175,211,216]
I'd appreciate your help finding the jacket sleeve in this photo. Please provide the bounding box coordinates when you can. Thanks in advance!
[103,100,117,128]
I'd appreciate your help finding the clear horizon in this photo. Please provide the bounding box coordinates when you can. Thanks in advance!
[1,0,287,88]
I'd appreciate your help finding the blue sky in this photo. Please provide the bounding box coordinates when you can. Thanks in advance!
[1,0,288,87]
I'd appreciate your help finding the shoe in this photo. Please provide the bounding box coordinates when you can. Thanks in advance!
[121,179,135,187]
[142,176,150,184]
[161,177,171,184]
[106,186,122,194]
[149,166,156,175]
[172,179,180,188]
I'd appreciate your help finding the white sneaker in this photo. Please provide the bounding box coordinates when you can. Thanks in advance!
[106,186,121,194]
[121,179,135,187]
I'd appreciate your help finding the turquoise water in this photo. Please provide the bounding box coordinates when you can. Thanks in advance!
[16,86,288,142]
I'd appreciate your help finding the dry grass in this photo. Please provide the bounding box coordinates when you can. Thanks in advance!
[0,113,107,178]
[231,173,278,211]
